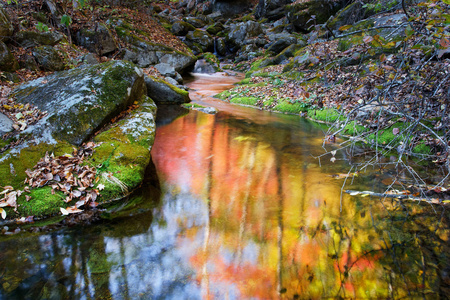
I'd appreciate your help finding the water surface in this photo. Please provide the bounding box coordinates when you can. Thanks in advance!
[0,72,448,299]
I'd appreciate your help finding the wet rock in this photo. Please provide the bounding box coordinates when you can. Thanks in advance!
[206,22,224,35]
[0,8,13,42]
[12,60,146,146]
[325,2,376,33]
[32,45,65,71]
[145,76,190,105]
[216,37,227,56]
[198,106,218,114]
[171,20,196,36]
[0,112,13,135]
[14,30,64,48]
[193,59,216,74]
[75,24,117,56]
[0,41,18,72]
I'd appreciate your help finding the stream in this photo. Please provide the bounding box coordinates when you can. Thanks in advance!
[0,72,449,299]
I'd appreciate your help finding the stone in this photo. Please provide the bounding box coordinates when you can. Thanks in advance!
[164,76,180,86]
[198,106,218,114]
[0,112,13,135]
[171,21,196,36]
[325,2,376,32]
[82,53,99,65]
[14,30,64,48]
[255,0,290,20]
[0,41,18,72]
[185,29,214,53]
[227,21,264,48]
[12,60,146,146]
[154,63,176,77]
[145,76,190,105]
[193,59,216,74]
[266,36,297,53]
[0,7,13,42]
[75,24,117,56]
[158,51,197,74]
[286,0,345,32]
[183,17,206,28]
[216,37,227,56]
[32,45,65,71]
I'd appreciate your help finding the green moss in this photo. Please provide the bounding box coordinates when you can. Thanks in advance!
[215,90,232,100]
[0,141,73,189]
[413,142,431,155]
[182,103,205,109]
[307,108,343,123]
[15,186,66,217]
[230,97,258,106]
[150,75,190,98]
[239,78,251,85]
[273,99,310,114]
[343,121,367,136]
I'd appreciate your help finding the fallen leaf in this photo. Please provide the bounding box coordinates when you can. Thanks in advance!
[0,208,5,219]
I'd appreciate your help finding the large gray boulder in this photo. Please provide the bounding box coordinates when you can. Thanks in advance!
[145,76,190,105]
[14,30,64,48]
[75,24,117,56]
[227,21,264,48]
[12,60,146,145]
[32,45,65,71]
[1,60,157,220]
[0,7,13,42]
[0,112,13,135]
[0,41,18,72]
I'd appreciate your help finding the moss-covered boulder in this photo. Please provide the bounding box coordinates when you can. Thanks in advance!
[0,7,13,42]
[12,60,146,146]
[171,20,196,36]
[0,41,18,72]
[14,30,64,48]
[1,61,157,221]
[32,45,65,71]
[185,29,214,53]
[325,2,376,33]
[145,76,190,105]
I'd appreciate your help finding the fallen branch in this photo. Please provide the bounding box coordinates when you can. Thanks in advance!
[345,190,449,205]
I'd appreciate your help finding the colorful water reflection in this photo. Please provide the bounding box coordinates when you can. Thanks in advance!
[0,73,448,299]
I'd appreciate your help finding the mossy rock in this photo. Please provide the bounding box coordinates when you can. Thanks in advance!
[145,76,190,104]
[0,41,18,72]
[12,60,146,146]
[14,30,64,48]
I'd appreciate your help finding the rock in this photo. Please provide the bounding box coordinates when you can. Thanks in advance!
[154,63,176,77]
[14,30,64,48]
[267,36,297,53]
[1,60,157,219]
[171,20,196,36]
[198,106,218,114]
[216,37,227,56]
[185,29,214,53]
[12,60,146,146]
[116,24,196,73]
[325,2,376,32]
[287,0,345,32]
[32,45,65,71]
[193,59,216,74]
[255,0,290,20]
[206,22,224,35]
[0,112,13,135]
[212,0,253,17]
[0,7,13,42]
[183,17,206,28]
[165,76,180,86]
[82,53,99,65]
[0,41,19,72]
[227,21,264,48]
[145,76,190,105]
[75,24,117,56]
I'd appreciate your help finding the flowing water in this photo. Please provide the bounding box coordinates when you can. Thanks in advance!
[0,72,449,299]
